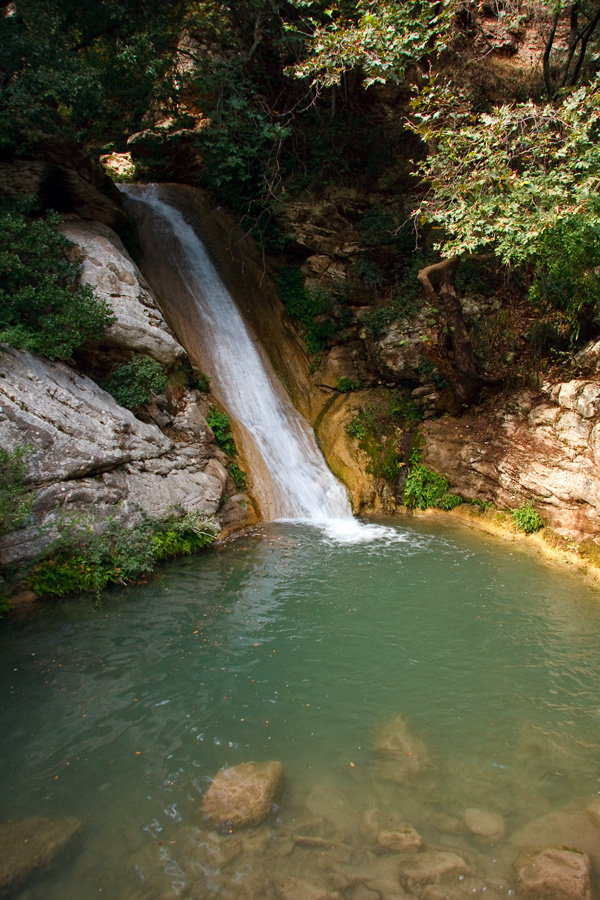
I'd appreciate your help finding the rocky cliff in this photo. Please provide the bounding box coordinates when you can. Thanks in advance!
[0,211,256,578]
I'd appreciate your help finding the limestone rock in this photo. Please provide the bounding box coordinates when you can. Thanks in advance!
[0,346,226,566]
[0,815,81,896]
[514,847,592,900]
[377,824,422,852]
[420,382,600,539]
[202,761,283,829]
[463,808,506,841]
[372,714,431,782]
[60,220,186,367]
[402,850,473,889]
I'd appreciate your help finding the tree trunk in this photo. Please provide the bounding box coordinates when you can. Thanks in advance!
[417,257,482,408]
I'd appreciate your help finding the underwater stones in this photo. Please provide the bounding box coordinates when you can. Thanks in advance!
[372,715,431,783]
[402,850,473,892]
[463,808,506,841]
[202,760,283,829]
[514,847,592,900]
[0,815,81,896]
[377,825,422,852]
[304,785,362,836]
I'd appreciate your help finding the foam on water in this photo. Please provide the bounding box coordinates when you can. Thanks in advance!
[281,515,410,544]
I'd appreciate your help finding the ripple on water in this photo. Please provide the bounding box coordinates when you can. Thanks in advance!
[1,518,600,900]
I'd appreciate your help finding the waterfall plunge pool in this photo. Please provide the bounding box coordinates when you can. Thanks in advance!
[2,517,600,899]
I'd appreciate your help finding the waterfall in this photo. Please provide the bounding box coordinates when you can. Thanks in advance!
[123,185,352,523]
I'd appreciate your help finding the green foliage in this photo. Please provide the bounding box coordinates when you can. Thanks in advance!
[106,356,168,411]
[353,258,383,287]
[227,462,247,488]
[337,377,361,392]
[404,462,463,510]
[0,0,183,154]
[528,213,600,342]
[31,510,220,597]
[412,78,600,265]
[0,445,32,535]
[275,267,337,355]
[290,0,458,88]
[196,372,212,393]
[0,199,114,360]
[346,416,368,439]
[206,408,237,456]
[512,502,543,534]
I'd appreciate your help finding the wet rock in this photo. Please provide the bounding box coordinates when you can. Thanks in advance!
[510,799,600,858]
[202,760,283,829]
[377,825,422,852]
[463,808,506,841]
[0,815,81,896]
[372,715,432,783]
[514,846,592,900]
[402,850,473,891]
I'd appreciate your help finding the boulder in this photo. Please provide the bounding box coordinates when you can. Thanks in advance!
[202,761,283,829]
[0,346,226,566]
[60,220,186,367]
[0,815,81,896]
[514,847,592,900]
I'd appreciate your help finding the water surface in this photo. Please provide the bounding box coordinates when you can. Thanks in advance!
[2,518,600,899]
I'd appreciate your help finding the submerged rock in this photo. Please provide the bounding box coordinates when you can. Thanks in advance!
[202,760,283,829]
[372,714,432,783]
[0,815,81,896]
[463,807,506,841]
[377,824,422,852]
[514,846,592,900]
[402,849,473,891]
[274,876,342,900]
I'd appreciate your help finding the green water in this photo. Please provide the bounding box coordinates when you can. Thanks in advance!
[2,518,600,899]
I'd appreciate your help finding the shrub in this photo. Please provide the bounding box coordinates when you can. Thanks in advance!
[196,372,211,393]
[106,355,168,410]
[404,462,463,511]
[206,407,236,456]
[0,198,115,360]
[346,416,368,440]
[512,503,543,534]
[227,463,246,488]
[337,377,361,393]
[0,445,32,535]
[31,510,220,597]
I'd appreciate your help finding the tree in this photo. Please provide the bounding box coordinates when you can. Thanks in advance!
[0,199,115,359]
[293,0,600,405]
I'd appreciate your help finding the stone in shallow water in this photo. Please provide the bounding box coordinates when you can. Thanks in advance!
[463,807,506,840]
[0,815,81,896]
[377,824,422,852]
[372,715,431,783]
[202,760,283,829]
[514,846,592,900]
[402,849,473,890]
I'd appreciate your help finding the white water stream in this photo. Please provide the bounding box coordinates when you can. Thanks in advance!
[124,185,357,527]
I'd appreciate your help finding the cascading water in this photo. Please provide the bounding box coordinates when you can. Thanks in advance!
[122,184,352,524]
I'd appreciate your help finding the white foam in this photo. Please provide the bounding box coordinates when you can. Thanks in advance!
[280,517,409,545]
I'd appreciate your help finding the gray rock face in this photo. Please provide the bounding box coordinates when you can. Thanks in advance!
[421,379,600,539]
[60,220,186,367]
[0,346,226,566]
